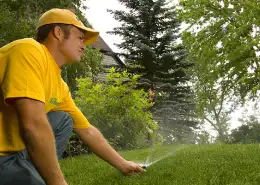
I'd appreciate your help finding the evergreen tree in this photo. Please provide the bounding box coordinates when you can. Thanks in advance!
[108,0,198,143]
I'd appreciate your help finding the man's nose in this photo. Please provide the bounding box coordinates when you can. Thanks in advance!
[80,44,85,52]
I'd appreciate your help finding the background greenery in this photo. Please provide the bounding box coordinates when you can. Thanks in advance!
[1,0,260,157]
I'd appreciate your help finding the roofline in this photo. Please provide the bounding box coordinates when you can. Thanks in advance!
[97,48,125,66]
[96,36,113,52]
[90,35,125,66]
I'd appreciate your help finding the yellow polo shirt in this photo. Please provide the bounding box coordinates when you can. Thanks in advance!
[0,38,91,156]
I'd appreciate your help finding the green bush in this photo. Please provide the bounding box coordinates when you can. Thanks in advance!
[74,68,159,150]
[63,132,91,158]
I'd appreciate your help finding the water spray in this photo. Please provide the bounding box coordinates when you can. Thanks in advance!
[136,124,194,170]
[140,145,185,169]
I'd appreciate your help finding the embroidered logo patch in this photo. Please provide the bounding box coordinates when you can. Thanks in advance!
[50,98,61,106]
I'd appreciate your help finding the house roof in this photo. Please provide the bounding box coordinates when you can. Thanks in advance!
[91,36,125,66]
[91,36,112,52]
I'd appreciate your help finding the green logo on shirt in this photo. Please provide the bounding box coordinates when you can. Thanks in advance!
[50,98,61,106]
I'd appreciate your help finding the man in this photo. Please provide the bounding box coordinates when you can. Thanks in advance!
[0,8,144,185]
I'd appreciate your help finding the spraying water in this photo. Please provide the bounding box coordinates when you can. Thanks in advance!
[139,144,186,168]
[137,126,196,169]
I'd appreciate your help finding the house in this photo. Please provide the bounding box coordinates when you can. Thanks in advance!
[91,36,125,81]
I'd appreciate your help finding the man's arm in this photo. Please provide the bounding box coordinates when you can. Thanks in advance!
[55,83,144,175]
[74,126,144,175]
[15,98,67,185]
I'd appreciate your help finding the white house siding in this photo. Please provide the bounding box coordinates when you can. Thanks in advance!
[98,55,119,82]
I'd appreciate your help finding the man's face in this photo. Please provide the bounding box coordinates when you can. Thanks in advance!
[59,26,86,63]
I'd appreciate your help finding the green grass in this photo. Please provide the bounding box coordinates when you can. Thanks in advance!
[60,144,260,185]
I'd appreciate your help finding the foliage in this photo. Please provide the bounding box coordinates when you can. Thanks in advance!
[195,130,214,144]
[0,4,35,46]
[178,0,260,101]
[63,133,90,158]
[177,1,258,141]
[61,144,260,185]
[230,115,260,144]
[194,78,237,143]
[62,45,104,97]
[0,0,88,46]
[108,0,193,88]
[108,0,198,143]
[74,68,158,150]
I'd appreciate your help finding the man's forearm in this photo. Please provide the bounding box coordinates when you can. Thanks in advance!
[74,127,126,170]
[15,98,66,185]
[21,118,66,185]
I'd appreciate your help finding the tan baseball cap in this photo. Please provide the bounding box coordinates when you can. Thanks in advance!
[37,8,99,44]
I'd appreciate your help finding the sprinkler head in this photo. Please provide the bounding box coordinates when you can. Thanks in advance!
[142,165,147,169]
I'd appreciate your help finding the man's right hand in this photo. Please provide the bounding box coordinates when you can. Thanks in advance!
[15,98,66,185]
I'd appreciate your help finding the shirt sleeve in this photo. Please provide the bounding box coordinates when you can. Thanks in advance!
[53,87,92,129]
[1,43,46,106]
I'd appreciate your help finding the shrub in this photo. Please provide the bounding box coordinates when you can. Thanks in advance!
[74,68,159,150]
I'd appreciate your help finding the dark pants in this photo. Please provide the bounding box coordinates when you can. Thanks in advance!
[0,111,73,185]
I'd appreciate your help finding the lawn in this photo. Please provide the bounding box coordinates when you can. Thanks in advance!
[60,144,260,185]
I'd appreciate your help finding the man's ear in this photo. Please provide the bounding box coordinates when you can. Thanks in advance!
[52,26,64,41]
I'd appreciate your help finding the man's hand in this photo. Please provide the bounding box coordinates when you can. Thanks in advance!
[119,160,145,176]
[75,127,146,176]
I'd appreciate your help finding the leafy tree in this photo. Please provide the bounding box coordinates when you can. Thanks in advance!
[108,0,198,142]
[230,115,260,144]
[178,0,260,101]
[0,4,35,46]
[194,69,238,143]
[177,0,260,142]
[195,130,213,144]
[75,68,159,150]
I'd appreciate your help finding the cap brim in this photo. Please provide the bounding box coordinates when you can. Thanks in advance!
[75,25,99,45]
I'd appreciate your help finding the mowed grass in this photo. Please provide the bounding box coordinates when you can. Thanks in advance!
[60,144,260,185]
